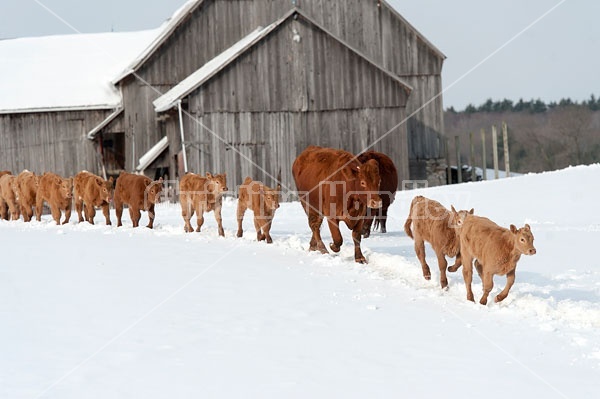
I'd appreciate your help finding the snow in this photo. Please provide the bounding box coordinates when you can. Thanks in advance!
[0,30,160,113]
[153,24,277,113]
[1,164,599,397]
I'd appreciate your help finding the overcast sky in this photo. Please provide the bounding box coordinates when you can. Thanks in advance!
[1,0,597,110]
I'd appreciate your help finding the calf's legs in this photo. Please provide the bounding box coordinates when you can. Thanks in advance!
[413,236,431,280]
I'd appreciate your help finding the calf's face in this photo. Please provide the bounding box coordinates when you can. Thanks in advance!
[450,205,474,228]
[60,178,73,200]
[261,187,281,211]
[206,173,228,195]
[146,178,164,204]
[510,224,536,255]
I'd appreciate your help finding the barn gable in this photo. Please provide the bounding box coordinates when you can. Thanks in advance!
[149,10,411,191]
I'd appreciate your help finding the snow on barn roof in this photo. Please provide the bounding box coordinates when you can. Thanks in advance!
[0,29,160,114]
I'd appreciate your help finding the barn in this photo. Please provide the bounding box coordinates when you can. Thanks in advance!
[1,0,446,191]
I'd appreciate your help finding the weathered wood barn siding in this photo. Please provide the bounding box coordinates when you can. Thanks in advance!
[0,110,109,177]
[161,15,409,192]
[119,0,444,184]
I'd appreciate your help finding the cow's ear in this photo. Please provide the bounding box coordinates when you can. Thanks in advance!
[469,208,474,214]
[451,205,457,213]
[158,177,164,183]
[108,177,114,185]
[510,224,518,234]
[341,165,359,180]
[206,172,212,178]
[524,223,531,231]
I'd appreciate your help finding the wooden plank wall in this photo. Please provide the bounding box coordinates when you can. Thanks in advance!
[123,0,444,178]
[0,110,110,177]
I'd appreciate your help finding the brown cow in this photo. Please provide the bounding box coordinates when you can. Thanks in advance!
[179,172,228,236]
[73,171,114,225]
[357,151,398,237]
[448,216,536,304]
[404,195,474,288]
[114,172,163,228]
[15,170,39,222]
[35,172,73,225]
[0,173,21,221]
[236,176,281,243]
[292,146,382,264]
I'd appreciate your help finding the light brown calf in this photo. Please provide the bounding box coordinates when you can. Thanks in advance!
[36,172,73,225]
[73,171,114,225]
[236,176,281,243]
[15,170,39,222]
[0,170,11,220]
[114,172,163,228]
[404,195,473,288]
[179,172,228,236]
[0,173,21,220]
[448,215,536,304]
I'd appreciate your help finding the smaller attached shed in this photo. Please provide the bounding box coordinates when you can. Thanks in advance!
[151,9,412,192]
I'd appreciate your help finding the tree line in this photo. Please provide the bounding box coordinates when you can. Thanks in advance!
[447,94,600,114]
[444,96,600,174]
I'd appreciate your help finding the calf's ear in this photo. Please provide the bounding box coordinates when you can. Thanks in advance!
[206,172,212,178]
[108,177,114,185]
[469,208,474,214]
[451,205,457,213]
[524,223,531,231]
[510,224,518,234]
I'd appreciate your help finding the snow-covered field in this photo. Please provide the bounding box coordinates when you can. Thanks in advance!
[2,164,599,398]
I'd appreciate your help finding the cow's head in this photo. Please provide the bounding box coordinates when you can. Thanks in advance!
[260,185,281,212]
[510,224,536,255]
[146,177,164,204]
[59,177,73,200]
[206,173,228,195]
[98,176,114,203]
[350,159,382,209]
[450,205,474,228]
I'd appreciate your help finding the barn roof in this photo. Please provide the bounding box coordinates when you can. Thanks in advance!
[0,30,160,114]
[114,0,444,84]
[153,9,412,113]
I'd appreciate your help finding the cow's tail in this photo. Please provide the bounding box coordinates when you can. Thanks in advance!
[404,197,417,239]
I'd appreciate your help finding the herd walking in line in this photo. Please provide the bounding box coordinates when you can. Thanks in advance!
[0,145,536,304]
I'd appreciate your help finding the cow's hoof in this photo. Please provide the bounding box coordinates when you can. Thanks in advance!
[448,265,459,272]
[236,230,243,238]
[330,243,341,253]
[467,294,475,302]
[480,298,488,305]
[355,257,368,264]
[494,295,505,303]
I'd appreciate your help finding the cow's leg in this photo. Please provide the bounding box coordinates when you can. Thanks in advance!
[102,203,111,225]
[380,205,389,233]
[35,195,44,221]
[115,199,123,227]
[461,255,475,302]
[62,202,71,225]
[435,249,449,289]
[254,217,265,241]
[146,204,155,229]
[181,198,193,232]
[236,201,246,238]
[414,235,431,280]
[49,205,61,225]
[86,204,96,224]
[495,269,516,303]
[75,198,84,222]
[129,207,141,228]
[361,209,374,238]
[21,204,31,222]
[0,199,9,220]
[448,253,463,272]
[480,271,494,305]
[308,213,327,253]
[215,204,224,237]
[327,218,343,252]
[262,217,273,244]
[351,220,367,264]
[195,212,204,233]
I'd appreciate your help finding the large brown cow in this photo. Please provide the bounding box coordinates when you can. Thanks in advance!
[35,172,73,225]
[448,215,536,304]
[114,172,163,228]
[179,172,228,236]
[73,171,114,225]
[357,151,398,237]
[0,173,20,221]
[292,146,382,264]
[15,170,39,222]
[404,195,473,289]
[236,176,281,243]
